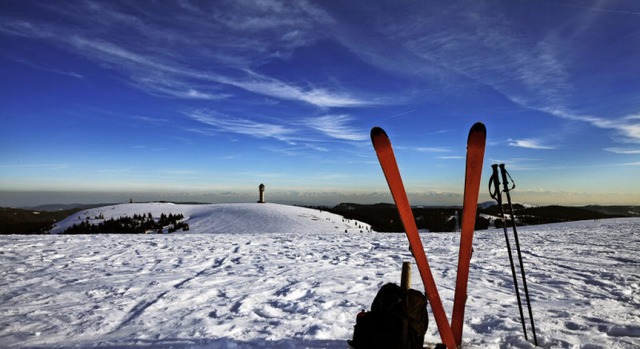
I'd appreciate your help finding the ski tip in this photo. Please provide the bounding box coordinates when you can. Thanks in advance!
[370,126,388,140]
[470,122,486,134]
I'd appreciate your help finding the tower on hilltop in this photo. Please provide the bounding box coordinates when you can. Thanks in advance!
[258,183,265,203]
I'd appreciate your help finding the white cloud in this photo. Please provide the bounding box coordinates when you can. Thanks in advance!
[336,2,640,150]
[159,169,198,175]
[221,70,372,108]
[7,57,84,79]
[394,145,451,153]
[0,163,69,170]
[374,3,571,108]
[604,148,640,154]
[130,74,231,100]
[508,139,557,150]
[303,115,368,141]
[544,108,640,144]
[0,3,370,108]
[69,34,370,106]
[414,146,451,153]
[186,110,296,142]
[185,111,371,149]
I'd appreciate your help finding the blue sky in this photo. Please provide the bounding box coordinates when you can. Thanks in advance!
[1,0,639,207]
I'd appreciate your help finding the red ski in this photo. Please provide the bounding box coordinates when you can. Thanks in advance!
[451,122,487,347]
[371,127,457,349]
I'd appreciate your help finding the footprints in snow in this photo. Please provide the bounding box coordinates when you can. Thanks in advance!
[113,252,233,332]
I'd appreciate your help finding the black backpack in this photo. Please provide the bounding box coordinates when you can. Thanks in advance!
[349,283,429,349]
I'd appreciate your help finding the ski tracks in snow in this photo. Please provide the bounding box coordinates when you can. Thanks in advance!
[112,255,229,333]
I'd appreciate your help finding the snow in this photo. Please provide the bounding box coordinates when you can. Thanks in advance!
[1,203,639,348]
[49,203,371,235]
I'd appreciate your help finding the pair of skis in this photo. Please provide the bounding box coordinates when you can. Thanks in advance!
[371,123,486,349]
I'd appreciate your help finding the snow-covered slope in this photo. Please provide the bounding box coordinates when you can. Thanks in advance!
[1,213,639,348]
[49,202,371,234]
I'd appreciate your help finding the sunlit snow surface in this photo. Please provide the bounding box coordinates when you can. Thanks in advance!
[1,203,638,348]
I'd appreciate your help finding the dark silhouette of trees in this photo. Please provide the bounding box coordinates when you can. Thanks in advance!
[62,213,188,234]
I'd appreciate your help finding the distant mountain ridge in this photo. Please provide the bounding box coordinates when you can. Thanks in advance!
[325,203,640,232]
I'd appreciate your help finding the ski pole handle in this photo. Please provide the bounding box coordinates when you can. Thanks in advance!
[499,164,515,192]
[489,164,501,201]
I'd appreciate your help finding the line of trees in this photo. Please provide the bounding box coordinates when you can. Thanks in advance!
[62,213,189,234]
[327,203,491,232]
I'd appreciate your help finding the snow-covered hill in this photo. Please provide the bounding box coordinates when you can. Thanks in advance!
[1,205,639,348]
[49,202,371,234]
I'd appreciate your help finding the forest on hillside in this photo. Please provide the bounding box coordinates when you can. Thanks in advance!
[324,203,639,232]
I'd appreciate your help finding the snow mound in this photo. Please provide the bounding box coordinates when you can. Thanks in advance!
[49,202,371,234]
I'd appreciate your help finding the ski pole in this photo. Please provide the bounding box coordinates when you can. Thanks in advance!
[489,164,528,341]
[499,164,538,346]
